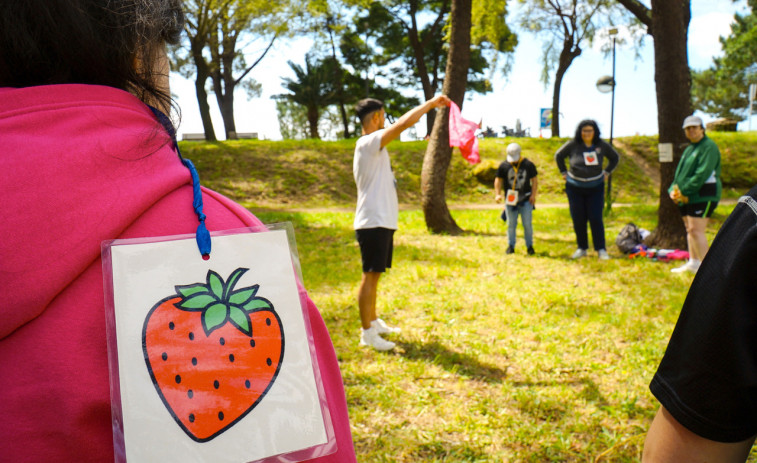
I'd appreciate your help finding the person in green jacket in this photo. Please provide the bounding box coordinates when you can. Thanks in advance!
[669,115,721,274]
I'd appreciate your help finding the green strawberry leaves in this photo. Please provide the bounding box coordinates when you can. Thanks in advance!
[174,268,273,337]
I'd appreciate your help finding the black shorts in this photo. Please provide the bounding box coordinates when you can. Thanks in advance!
[356,227,395,273]
[678,201,718,218]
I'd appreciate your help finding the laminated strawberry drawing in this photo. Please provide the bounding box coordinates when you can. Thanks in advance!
[142,267,285,442]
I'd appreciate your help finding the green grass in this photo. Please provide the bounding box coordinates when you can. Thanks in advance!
[180,134,756,461]
[182,134,754,211]
[253,203,748,462]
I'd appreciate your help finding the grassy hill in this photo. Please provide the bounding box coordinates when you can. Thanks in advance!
[180,132,756,209]
[177,132,756,460]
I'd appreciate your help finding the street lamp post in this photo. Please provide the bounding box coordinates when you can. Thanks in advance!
[596,28,618,214]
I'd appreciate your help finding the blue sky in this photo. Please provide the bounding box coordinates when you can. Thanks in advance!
[171,0,751,140]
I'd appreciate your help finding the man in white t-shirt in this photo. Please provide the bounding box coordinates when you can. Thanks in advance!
[353,95,450,351]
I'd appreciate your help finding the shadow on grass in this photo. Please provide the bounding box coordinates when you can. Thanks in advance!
[512,376,609,407]
[395,339,508,384]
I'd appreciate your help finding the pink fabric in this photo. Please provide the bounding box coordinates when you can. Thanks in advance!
[448,101,480,164]
[0,84,355,462]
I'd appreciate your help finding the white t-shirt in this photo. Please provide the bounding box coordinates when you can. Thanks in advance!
[353,129,398,230]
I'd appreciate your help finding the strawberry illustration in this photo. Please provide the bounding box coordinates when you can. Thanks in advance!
[142,268,284,442]
[507,194,516,202]
[586,155,596,163]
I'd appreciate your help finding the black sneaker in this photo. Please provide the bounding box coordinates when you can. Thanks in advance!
[506,245,515,254]
[527,246,535,255]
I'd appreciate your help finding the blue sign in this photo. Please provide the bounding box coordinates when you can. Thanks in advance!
[540,108,552,129]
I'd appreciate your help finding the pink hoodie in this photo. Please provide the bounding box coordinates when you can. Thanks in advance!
[0,84,355,462]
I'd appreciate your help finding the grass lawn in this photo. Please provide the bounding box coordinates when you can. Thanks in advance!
[182,134,756,461]
[252,202,748,462]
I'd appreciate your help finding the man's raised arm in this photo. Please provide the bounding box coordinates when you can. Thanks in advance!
[381,95,450,149]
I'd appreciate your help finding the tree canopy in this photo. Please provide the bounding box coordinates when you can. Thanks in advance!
[518,0,637,137]
[337,0,516,135]
[692,0,757,121]
[173,0,302,139]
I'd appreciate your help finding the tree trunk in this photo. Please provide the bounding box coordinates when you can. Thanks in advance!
[421,0,471,235]
[551,42,581,138]
[217,87,237,139]
[406,0,447,137]
[307,107,320,139]
[645,0,690,248]
[191,47,217,142]
[212,50,239,140]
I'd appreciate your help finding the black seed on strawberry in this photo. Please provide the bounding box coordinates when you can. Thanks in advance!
[188,390,193,399]
[161,352,167,361]
[214,380,220,389]
[219,337,225,346]
[229,354,235,363]
[189,332,194,340]
[266,318,271,326]
[245,379,251,388]
[266,358,272,366]
[250,339,255,348]
[192,357,197,366]
[218,411,224,421]
[189,413,195,423]
[168,322,175,330]
[175,375,181,384]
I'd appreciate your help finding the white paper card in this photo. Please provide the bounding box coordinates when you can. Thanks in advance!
[659,143,673,163]
[505,189,519,206]
[583,150,599,166]
[107,229,328,462]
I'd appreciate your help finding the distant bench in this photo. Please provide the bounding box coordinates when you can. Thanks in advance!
[181,132,259,141]
[231,132,258,139]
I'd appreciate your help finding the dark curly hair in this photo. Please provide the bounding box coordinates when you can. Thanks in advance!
[573,119,602,145]
[0,0,184,112]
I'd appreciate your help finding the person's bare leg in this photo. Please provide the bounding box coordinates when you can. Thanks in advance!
[681,216,696,260]
[358,272,381,329]
[688,216,710,261]
[643,406,755,462]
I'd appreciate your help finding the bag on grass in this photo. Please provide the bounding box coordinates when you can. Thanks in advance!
[616,222,643,254]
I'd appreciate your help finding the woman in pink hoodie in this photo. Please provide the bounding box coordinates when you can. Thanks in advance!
[0,2,355,462]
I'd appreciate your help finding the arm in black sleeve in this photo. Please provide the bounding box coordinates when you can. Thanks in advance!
[554,141,572,175]
[602,140,620,173]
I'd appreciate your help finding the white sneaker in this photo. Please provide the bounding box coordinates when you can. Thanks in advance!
[371,318,401,334]
[571,248,588,259]
[671,260,699,274]
[598,249,610,260]
[360,327,396,351]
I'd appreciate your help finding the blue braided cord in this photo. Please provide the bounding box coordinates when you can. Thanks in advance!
[148,105,211,257]
[181,158,211,257]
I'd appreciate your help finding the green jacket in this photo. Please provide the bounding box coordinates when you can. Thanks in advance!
[669,135,721,203]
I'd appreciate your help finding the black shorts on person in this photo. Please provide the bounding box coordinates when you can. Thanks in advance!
[356,227,395,273]
[678,201,717,218]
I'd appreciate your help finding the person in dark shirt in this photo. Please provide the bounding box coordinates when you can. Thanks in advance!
[554,119,619,260]
[494,142,538,255]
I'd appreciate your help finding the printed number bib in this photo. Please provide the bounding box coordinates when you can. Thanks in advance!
[583,150,599,166]
[102,226,335,463]
[505,189,519,206]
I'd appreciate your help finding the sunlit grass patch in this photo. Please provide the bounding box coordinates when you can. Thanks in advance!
[252,202,749,461]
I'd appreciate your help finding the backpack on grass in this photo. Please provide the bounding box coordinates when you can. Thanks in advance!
[616,222,643,254]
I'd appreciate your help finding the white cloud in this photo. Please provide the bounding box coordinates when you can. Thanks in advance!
[688,12,734,69]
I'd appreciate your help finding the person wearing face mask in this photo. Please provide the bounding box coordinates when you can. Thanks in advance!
[495,142,539,255]
[668,115,722,274]
[555,119,620,260]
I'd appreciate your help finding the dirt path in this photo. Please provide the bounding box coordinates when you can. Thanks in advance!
[612,139,660,188]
